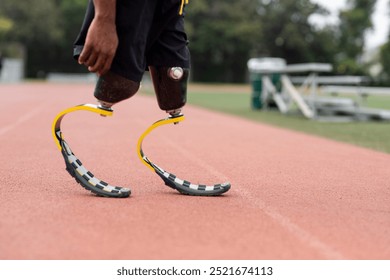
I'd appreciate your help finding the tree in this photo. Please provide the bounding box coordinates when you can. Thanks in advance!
[0,0,62,44]
[377,0,390,85]
[379,42,390,83]
[0,0,63,76]
[0,0,88,77]
[53,0,90,72]
[186,0,260,82]
[256,0,336,64]
[0,0,380,83]
[186,0,340,82]
[336,0,376,75]
[0,16,13,40]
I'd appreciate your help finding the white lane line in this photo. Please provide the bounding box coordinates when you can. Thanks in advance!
[160,138,345,259]
[0,104,46,137]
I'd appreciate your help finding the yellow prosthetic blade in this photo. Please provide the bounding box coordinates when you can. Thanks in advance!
[52,104,130,198]
[137,115,185,172]
[52,104,113,150]
[136,114,231,196]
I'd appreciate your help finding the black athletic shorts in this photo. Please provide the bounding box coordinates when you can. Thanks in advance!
[73,0,190,82]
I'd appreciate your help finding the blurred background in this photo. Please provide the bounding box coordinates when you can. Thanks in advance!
[1,0,390,85]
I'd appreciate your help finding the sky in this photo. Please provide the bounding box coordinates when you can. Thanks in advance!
[310,0,389,50]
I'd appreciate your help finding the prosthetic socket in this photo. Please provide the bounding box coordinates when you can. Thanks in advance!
[149,66,189,116]
[94,67,189,116]
[94,71,140,109]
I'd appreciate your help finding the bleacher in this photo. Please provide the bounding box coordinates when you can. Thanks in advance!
[247,57,390,122]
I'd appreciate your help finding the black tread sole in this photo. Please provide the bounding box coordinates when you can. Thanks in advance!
[61,151,130,198]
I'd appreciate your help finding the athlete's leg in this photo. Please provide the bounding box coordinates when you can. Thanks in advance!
[55,0,159,198]
[146,0,190,116]
[73,0,158,108]
[135,2,231,196]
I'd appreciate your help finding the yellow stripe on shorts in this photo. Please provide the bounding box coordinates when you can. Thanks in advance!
[179,0,189,15]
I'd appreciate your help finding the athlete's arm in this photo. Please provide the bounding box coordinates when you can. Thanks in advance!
[78,0,118,76]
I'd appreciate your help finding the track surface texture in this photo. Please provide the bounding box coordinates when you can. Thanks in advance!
[1,83,389,260]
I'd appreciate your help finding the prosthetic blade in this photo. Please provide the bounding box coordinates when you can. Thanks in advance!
[52,104,131,198]
[137,115,231,196]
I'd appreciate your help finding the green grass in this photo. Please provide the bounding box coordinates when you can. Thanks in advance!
[141,83,390,153]
[185,86,390,154]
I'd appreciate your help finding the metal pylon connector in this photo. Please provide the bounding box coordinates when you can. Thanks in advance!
[167,108,183,124]
[97,100,114,117]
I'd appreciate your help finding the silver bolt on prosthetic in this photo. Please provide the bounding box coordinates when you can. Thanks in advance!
[168,67,184,80]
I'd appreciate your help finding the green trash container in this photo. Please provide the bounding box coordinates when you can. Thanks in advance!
[249,72,263,109]
[247,58,286,109]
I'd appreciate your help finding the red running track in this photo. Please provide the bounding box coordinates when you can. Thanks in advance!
[0,83,389,260]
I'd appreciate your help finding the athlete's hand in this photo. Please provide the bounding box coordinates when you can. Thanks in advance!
[78,17,118,76]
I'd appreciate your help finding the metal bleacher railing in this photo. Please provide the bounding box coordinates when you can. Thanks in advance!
[247,58,390,122]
